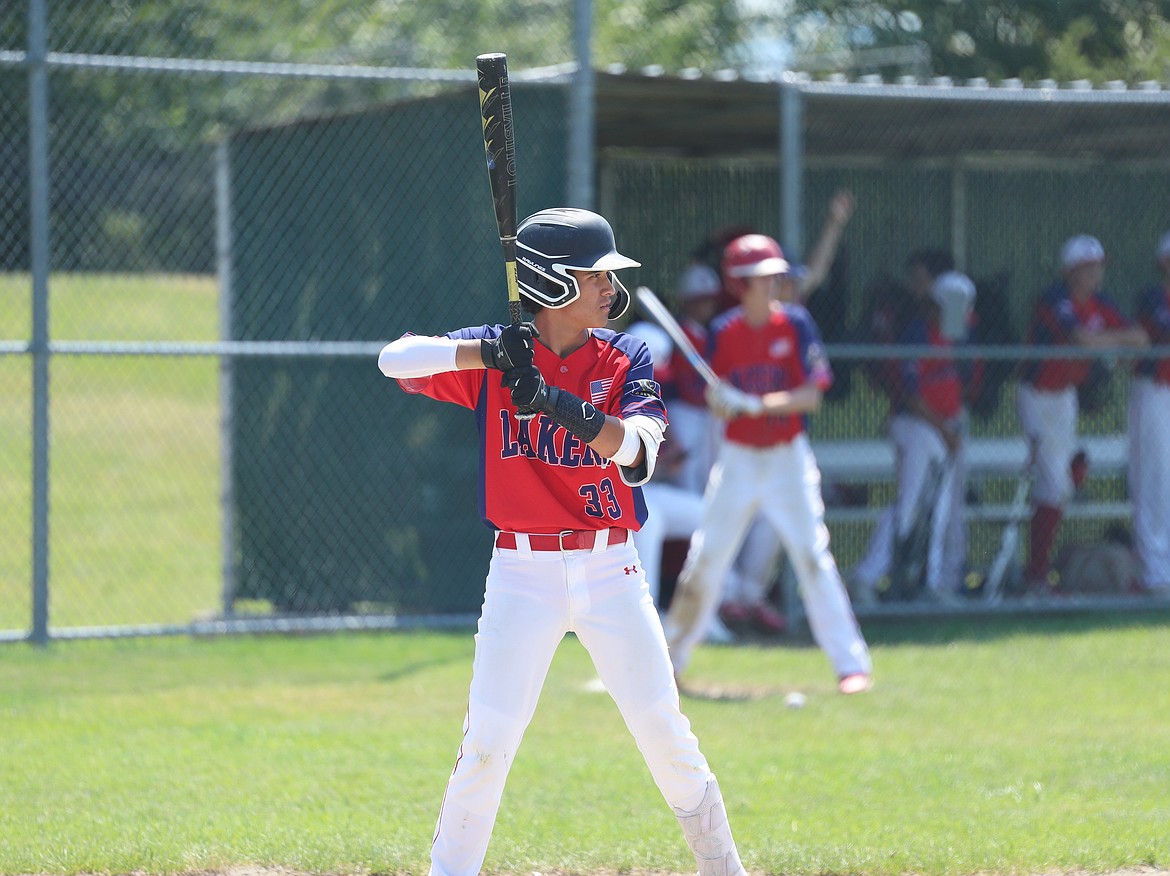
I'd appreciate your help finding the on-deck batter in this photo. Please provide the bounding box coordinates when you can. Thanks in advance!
[378,207,746,876]
[662,233,873,695]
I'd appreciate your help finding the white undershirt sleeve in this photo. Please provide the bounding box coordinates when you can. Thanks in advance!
[378,334,461,379]
[616,414,666,487]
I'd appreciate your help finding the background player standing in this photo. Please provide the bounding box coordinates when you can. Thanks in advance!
[1017,234,1148,592]
[666,262,726,495]
[662,232,873,695]
[852,270,977,604]
[1128,230,1170,593]
[378,207,747,876]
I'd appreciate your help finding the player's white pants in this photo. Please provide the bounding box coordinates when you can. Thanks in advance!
[1128,377,1170,590]
[668,401,722,494]
[721,516,784,608]
[665,436,871,679]
[634,482,707,605]
[1017,383,1078,507]
[854,414,966,595]
[430,534,716,876]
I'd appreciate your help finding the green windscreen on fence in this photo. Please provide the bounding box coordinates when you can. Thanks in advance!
[227,83,568,613]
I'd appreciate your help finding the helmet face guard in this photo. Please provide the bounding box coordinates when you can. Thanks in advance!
[516,207,640,319]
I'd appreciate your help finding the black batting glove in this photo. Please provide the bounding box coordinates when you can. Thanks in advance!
[502,366,606,443]
[503,365,550,412]
[480,322,539,372]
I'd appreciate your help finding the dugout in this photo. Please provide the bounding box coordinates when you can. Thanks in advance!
[222,70,1170,615]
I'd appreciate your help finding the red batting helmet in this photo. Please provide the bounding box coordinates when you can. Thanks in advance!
[721,234,790,298]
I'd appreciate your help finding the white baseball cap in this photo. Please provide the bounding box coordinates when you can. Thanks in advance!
[931,271,976,341]
[1060,234,1105,271]
[1157,231,1170,263]
[678,263,722,299]
[931,270,976,307]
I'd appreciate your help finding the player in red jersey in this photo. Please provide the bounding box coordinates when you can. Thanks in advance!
[1128,230,1170,593]
[662,233,873,695]
[1018,235,1148,592]
[378,207,746,876]
[668,262,725,494]
[853,271,977,604]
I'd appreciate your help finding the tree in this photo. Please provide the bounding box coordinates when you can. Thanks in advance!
[785,0,1170,83]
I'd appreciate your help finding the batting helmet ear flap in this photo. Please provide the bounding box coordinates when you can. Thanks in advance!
[517,208,640,311]
[608,273,631,320]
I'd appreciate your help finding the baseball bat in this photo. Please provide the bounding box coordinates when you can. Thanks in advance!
[476,52,522,326]
[635,286,721,389]
[890,456,949,599]
[983,471,1031,603]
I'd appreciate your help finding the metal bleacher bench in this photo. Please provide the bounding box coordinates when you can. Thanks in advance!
[810,433,1131,523]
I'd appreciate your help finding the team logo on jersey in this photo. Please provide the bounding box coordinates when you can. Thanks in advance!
[628,378,662,399]
[769,338,793,358]
[623,565,637,576]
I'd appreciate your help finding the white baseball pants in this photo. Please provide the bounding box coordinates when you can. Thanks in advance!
[666,435,871,679]
[1017,383,1078,507]
[1128,377,1170,589]
[430,533,718,876]
[853,414,966,595]
[667,401,722,494]
[634,481,706,604]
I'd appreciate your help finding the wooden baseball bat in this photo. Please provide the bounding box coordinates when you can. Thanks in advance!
[476,52,522,327]
[635,286,721,389]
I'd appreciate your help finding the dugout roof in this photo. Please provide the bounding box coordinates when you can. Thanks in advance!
[590,69,1170,161]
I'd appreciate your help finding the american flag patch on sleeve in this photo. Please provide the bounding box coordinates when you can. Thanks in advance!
[589,378,613,406]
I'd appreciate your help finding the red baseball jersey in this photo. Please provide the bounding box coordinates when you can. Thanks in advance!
[670,317,711,407]
[1135,284,1170,385]
[396,326,666,534]
[1022,284,1131,390]
[710,302,833,447]
[895,315,963,419]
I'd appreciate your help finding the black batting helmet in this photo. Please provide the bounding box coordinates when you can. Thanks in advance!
[516,207,640,319]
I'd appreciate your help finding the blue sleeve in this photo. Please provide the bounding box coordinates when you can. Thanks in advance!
[612,332,668,424]
[446,324,502,342]
[1139,287,1170,337]
[789,304,834,389]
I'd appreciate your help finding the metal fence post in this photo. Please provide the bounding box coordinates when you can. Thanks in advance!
[216,139,237,617]
[28,0,51,645]
[779,78,803,261]
[567,0,594,209]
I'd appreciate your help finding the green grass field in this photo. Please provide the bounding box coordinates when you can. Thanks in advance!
[0,274,221,631]
[1,615,1168,876]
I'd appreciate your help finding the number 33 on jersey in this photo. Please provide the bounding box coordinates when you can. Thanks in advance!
[395,325,666,535]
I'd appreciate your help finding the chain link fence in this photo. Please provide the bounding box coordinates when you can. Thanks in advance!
[3,0,1169,642]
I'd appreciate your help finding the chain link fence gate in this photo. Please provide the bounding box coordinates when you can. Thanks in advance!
[4,1,1170,642]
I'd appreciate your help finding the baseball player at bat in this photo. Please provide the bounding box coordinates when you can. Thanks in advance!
[378,207,747,876]
[662,233,873,695]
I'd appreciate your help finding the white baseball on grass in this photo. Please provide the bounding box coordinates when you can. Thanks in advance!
[784,691,807,709]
